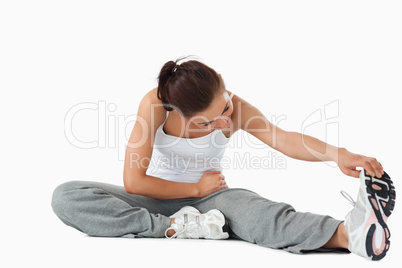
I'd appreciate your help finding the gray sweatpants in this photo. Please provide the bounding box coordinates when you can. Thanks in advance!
[51,181,343,254]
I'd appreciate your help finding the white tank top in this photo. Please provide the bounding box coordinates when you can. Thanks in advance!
[146,92,235,183]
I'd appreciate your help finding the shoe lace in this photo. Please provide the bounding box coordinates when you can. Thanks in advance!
[165,214,201,239]
[340,190,356,207]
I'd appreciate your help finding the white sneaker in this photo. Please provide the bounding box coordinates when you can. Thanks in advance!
[164,206,229,240]
[342,169,396,260]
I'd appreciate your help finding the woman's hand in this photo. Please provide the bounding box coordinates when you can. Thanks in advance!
[337,148,384,178]
[195,170,228,198]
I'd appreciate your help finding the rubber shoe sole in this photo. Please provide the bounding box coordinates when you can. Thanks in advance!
[363,170,396,260]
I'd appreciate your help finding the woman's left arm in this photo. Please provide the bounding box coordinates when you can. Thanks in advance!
[280,132,384,178]
[238,100,384,178]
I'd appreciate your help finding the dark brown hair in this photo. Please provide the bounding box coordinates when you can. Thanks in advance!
[157,56,225,118]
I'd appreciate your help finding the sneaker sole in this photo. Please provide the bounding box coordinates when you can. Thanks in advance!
[364,170,396,260]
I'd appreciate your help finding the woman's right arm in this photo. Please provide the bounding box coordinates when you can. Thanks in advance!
[123,89,226,199]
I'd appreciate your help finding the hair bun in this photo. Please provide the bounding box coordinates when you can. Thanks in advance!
[156,56,223,118]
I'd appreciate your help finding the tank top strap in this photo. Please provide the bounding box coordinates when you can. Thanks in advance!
[164,110,169,122]
[229,91,235,100]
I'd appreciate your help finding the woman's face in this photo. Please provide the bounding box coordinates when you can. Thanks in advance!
[188,90,234,131]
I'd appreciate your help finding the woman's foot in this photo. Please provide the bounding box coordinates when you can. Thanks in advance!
[165,206,229,239]
[343,169,396,260]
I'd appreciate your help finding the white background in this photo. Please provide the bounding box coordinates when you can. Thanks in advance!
[1,0,401,267]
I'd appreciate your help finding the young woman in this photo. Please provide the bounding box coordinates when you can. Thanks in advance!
[52,57,395,261]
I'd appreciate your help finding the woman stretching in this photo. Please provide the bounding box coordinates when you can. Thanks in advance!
[52,56,395,261]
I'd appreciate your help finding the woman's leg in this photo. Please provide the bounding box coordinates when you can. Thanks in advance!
[322,222,348,249]
[51,181,187,238]
[190,188,347,254]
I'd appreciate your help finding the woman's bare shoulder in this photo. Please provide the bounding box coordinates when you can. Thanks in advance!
[136,88,167,129]
[229,91,266,130]
[143,87,160,103]
[229,90,256,118]
[226,90,252,134]
[139,87,166,111]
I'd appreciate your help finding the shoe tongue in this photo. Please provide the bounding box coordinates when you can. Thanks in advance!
[349,187,367,227]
